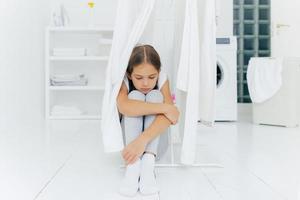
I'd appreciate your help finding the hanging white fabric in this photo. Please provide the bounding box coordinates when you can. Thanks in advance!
[101,0,156,152]
[176,0,216,164]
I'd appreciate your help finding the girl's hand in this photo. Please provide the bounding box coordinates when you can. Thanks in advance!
[122,135,148,165]
[163,104,180,125]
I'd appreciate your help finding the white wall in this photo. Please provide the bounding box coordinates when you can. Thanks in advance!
[217,0,233,37]
[271,0,300,57]
[48,0,118,27]
[0,0,50,130]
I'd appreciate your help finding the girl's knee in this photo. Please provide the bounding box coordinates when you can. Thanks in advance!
[146,90,163,103]
[128,90,145,101]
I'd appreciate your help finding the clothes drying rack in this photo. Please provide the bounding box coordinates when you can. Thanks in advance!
[120,127,223,168]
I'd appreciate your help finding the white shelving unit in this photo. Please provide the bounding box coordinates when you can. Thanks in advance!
[45,26,113,120]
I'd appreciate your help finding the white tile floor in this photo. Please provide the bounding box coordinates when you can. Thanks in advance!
[1,111,300,200]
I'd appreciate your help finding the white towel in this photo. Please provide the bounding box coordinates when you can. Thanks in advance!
[50,74,85,81]
[101,0,156,153]
[50,80,88,86]
[247,57,283,103]
[50,74,88,86]
[176,0,216,165]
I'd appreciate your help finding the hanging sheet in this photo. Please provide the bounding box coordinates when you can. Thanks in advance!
[101,0,156,152]
[174,0,217,164]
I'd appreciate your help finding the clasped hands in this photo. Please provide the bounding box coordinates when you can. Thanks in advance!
[162,103,180,125]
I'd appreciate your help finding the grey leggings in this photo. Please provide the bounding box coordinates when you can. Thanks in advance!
[121,89,163,156]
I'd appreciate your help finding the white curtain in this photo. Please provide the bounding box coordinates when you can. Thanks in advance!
[101,0,156,152]
[175,0,217,164]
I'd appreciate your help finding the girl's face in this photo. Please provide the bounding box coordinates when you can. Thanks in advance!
[128,63,159,94]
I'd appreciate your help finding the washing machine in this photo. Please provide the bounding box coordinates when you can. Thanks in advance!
[215,36,237,121]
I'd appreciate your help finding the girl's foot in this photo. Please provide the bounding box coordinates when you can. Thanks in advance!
[139,153,159,195]
[119,159,141,197]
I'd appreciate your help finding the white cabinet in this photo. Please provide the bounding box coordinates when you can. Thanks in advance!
[252,57,300,127]
[45,26,113,120]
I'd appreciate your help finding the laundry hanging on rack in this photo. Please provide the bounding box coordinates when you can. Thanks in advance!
[101,0,156,153]
[247,57,283,103]
[175,0,216,164]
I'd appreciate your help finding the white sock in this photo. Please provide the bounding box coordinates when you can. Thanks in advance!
[139,153,159,195]
[119,159,141,197]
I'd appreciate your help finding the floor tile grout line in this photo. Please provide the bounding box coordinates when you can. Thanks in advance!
[200,143,285,200]
[200,168,225,200]
[32,130,85,200]
[222,150,289,200]
[248,169,289,200]
[197,144,226,200]
[32,154,73,200]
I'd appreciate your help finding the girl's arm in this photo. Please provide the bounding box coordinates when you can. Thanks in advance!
[122,80,180,164]
[117,81,168,116]
[140,80,178,143]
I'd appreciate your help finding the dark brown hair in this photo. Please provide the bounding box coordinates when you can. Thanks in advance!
[126,44,161,76]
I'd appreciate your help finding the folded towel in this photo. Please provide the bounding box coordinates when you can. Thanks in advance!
[50,74,88,86]
[50,79,88,86]
[247,57,283,103]
[51,74,85,81]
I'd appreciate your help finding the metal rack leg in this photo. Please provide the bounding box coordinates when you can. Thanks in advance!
[120,129,223,168]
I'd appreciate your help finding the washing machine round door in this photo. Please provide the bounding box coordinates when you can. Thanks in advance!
[216,61,224,88]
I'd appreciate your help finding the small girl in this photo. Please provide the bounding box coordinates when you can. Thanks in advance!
[117,44,179,196]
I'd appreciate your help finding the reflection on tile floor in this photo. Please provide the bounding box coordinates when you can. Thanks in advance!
[1,117,300,200]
